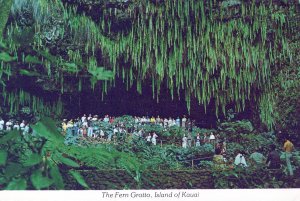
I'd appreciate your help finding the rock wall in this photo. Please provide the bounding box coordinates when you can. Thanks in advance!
[63,169,214,190]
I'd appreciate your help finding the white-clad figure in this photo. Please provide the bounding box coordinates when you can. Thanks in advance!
[209,132,216,148]
[146,133,151,145]
[152,132,158,145]
[164,118,168,128]
[182,116,187,128]
[176,117,180,127]
[234,152,248,167]
[13,122,20,130]
[81,114,87,123]
[20,120,26,131]
[100,129,105,139]
[113,127,118,135]
[168,118,173,127]
[23,124,30,135]
[103,115,109,123]
[6,120,12,131]
[87,125,93,137]
[82,119,88,127]
[0,118,4,131]
[182,135,188,148]
[196,133,201,147]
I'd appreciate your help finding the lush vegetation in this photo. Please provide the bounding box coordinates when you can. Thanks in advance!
[0,0,299,131]
[0,0,299,190]
[0,118,142,189]
[1,116,299,189]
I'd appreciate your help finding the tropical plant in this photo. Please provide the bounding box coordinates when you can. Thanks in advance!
[0,117,143,190]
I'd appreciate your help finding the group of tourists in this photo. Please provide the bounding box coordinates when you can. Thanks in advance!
[181,132,224,149]
[0,117,31,134]
[213,136,295,176]
[61,114,194,144]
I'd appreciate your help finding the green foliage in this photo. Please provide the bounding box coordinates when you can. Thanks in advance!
[0,52,17,62]
[54,153,80,168]
[21,153,42,167]
[19,69,41,77]
[69,170,89,189]
[1,1,296,130]
[49,165,64,189]
[0,150,8,166]
[30,170,54,190]
[5,178,27,190]
[0,0,13,38]
[24,55,43,64]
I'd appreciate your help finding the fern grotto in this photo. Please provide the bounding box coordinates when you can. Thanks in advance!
[0,0,299,192]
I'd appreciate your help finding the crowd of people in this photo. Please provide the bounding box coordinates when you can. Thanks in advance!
[0,117,31,134]
[61,114,196,145]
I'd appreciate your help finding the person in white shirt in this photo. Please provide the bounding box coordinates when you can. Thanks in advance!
[156,116,161,125]
[92,115,98,121]
[6,120,12,131]
[100,129,105,139]
[141,116,146,125]
[196,133,201,147]
[172,119,176,127]
[182,134,187,148]
[0,118,4,131]
[103,115,109,123]
[20,120,26,131]
[163,118,168,128]
[209,132,216,147]
[113,127,119,135]
[176,117,180,127]
[138,129,143,138]
[13,122,20,130]
[82,119,88,127]
[234,151,248,167]
[87,114,92,121]
[146,133,151,145]
[182,116,187,128]
[81,114,87,123]
[23,124,30,135]
[168,118,173,127]
[134,116,139,125]
[87,125,93,137]
[152,132,158,145]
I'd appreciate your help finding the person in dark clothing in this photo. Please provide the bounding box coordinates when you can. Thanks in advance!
[266,144,281,169]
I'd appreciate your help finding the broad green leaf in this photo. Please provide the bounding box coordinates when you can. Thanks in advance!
[50,165,64,189]
[5,163,23,178]
[0,52,17,62]
[0,150,8,166]
[19,69,41,77]
[5,178,27,190]
[31,118,64,144]
[0,130,20,144]
[30,170,53,190]
[22,153,42,167]
[56,153,79,168]
[24,55,42,64]
[69,170,89,189]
